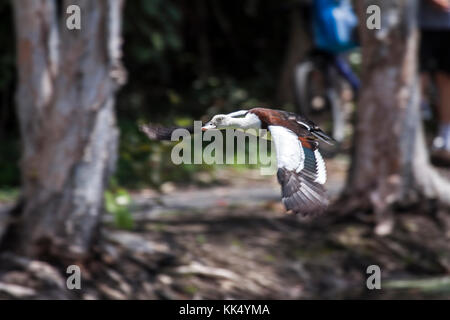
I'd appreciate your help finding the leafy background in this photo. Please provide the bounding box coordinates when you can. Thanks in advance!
[0,0,294,225]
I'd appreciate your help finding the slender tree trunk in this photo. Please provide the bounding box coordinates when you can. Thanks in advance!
[347,0,450,234]
[3,0,126,260]
[276,9,312,105]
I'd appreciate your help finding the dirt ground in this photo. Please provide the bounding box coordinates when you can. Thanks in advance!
[1,157,450,299]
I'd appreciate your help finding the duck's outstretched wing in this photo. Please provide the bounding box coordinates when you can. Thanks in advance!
[268,125,329,216]
[140,124,194,141]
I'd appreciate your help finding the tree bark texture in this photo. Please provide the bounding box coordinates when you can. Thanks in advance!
[347,0,450,231]
[6,0,126,259]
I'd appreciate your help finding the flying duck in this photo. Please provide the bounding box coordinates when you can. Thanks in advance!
[141,108,334,216]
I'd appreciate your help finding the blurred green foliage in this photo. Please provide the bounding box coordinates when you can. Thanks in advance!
[104,183,134,230]
[0,187,19,203]
[384,277,450,294]
[116,118,216,189]
[118,0,287,118]
[0,0,290,191]
[114,0,288,189]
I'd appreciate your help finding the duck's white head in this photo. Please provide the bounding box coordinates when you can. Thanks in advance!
[202,110,261,131]
[202,114,233,130]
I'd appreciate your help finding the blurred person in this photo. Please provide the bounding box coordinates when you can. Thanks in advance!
[419,0,450,163]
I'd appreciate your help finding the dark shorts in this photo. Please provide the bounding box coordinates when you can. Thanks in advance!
[420,30,450,75]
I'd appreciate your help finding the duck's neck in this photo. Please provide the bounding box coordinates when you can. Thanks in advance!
[228,113,261,130]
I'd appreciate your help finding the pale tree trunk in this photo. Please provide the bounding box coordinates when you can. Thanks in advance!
[2,0,126,260]
[347,0,450,234]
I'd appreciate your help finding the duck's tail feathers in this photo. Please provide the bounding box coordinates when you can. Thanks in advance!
[311,129,336,145]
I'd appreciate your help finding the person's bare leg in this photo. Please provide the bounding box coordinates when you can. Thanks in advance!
[436,72,450,123]
[434,72,450,151]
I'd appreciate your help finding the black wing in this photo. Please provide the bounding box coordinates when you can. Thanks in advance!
[280,110,336,145]
[140,124,194,141]
[269,125,329,216]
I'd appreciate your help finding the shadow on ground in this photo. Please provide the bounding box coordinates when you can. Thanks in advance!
[1,166,450,299]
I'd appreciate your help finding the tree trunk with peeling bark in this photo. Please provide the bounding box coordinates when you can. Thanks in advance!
[347,0,450,234]
[2,0,126,260]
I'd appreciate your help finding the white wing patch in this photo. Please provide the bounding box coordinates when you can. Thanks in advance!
[269,125,304,173]
[296,120,311,130]
[314,149,327,184]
